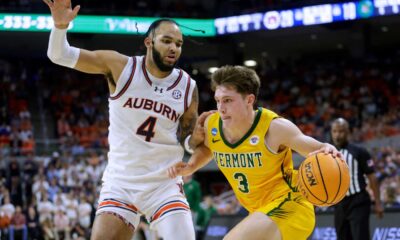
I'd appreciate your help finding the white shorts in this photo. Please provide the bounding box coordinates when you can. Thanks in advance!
[96,180,191,230]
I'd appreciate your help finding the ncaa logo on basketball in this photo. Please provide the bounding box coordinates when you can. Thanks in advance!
[305,162,318,186]
[172,90,182,99]
[249,135,259,145]
[211,128,218,136]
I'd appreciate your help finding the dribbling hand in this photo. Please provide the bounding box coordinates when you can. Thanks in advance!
[43,0,80,29]
[308,143,343,160]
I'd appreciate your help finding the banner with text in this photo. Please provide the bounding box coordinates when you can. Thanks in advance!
[214,0,400,35]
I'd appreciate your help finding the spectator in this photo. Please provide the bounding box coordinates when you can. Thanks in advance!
[53,208,70,240]
[1,195,15,221]
[47,178,60,202]
[32,175,49,202]
[9,205,27,240]
[384,184,400,208]
[196,195,217,239]
[41,217,55,240]
[77,194,92,230]
[183,175,202,232]
[37,192,54,224]
[64,190,78,226]
[23,153,37,204]
[26,206,41,240]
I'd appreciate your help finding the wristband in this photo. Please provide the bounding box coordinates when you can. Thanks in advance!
[184,135,194,154]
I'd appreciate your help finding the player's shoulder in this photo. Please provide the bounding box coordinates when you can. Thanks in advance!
[205,112,219,128]
[102,50,130,63]
[269,116,292,131]
[347,143,370,156]
[347,143,364,151]
[204,112,220,140]
[178,68,197,84]
[210,111,220,120]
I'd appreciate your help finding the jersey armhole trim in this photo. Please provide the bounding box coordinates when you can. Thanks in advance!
[141,56,153,86]
[265,143,279,155]
[109,57,137,100]
[183,75,192,111]
[264,116,285,155]
[167,69,183,91]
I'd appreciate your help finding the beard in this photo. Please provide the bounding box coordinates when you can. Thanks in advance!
[152,45,177,72]
[332,138,346,148]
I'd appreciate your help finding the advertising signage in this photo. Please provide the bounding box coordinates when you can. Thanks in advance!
[0,14,215,37]
[214,0,400,35]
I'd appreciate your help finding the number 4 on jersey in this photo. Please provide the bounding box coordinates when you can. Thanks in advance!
[137,117,157,142]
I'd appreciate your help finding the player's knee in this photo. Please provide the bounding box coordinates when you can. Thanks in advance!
[91,227,119,240]
[91,213,134,240]
[155,213,195,240]
[158,222,195,240]
[223,232,242,240]
[165,228,195,240]
[91,225,133,240]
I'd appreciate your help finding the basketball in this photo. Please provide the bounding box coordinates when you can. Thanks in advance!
[298,153,350,207]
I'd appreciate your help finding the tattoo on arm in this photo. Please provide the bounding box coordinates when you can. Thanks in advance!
[179,85,199,145]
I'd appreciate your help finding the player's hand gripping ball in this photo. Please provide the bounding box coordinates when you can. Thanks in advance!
[298,153,350,207]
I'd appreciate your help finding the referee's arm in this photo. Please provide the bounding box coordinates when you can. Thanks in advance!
[367,173,384,218]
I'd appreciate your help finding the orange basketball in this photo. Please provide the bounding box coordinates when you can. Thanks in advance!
[298,153,350,207]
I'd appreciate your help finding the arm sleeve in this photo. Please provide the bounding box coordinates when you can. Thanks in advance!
[47,27,80,68]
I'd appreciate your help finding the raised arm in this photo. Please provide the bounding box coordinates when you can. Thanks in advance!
[43,0,128,91]
[266,118,342,158]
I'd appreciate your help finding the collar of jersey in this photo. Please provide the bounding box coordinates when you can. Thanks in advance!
[141,56,183,90]
[219,107,262,149]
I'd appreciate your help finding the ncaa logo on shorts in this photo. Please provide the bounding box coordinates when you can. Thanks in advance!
[211,128,218,136]
[249,135,259,145]
[172,90,182,99]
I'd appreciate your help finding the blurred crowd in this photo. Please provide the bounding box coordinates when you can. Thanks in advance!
[0,51,399,239]
[0,151,103,239]
[257,55,400,142]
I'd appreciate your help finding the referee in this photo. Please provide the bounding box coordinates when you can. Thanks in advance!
[330,118,383,240]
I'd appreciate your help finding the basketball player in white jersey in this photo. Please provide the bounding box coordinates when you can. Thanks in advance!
[43,0,212,239]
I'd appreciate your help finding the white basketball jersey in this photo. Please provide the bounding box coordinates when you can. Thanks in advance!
[103,56,196,191]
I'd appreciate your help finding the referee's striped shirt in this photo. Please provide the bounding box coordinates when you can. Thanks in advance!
[339,143,374,196]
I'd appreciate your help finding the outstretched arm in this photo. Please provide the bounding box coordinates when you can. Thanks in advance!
[168,144,213,178]
[43,0,128,89]
[266,118,342,158]
[169,114,214,178]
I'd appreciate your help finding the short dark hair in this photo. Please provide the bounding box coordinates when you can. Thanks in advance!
[145,18,179,38]
[211,65,260,102]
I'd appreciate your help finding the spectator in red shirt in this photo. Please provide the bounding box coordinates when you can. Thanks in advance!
[9,205,27,240]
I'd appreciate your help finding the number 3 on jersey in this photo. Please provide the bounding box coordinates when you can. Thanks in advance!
[136,117,157,142]
[234,172,249,193]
